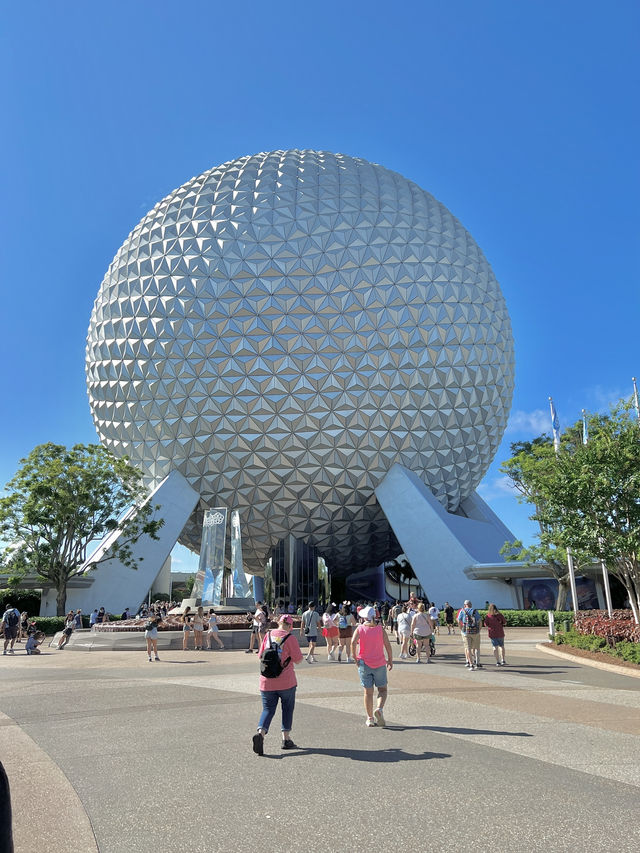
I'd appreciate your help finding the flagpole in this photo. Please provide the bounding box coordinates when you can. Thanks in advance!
[584,409,612,618]
[549,396,578,615]
[600,559,613,618]
[633,377,640,422]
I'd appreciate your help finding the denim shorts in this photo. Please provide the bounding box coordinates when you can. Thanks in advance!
[490,637,505,648]
[358,661,388,689]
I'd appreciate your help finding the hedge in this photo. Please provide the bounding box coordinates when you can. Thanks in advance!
[0,589,42,615]
[439,609,575,628]
[16,615,121,635]
[554,629,640,665]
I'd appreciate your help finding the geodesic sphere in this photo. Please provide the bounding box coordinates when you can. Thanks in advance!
[86,150,514,575]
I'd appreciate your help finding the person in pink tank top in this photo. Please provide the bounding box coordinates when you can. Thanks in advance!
[351,605,393,727]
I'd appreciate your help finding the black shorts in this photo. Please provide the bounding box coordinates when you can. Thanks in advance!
[3,626,17,640]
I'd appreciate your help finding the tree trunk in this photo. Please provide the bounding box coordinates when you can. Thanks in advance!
[555,576,569,611]
[56,583,67,617]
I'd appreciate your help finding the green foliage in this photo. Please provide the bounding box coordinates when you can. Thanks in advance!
[0,443,164,615]
[0,589,41,615]
[496,609,575,627]
[554,630,640,665]
[554,629,607,651]
[27,616,67,635]
[611,641,640,665]
[437,609,574,627]
[500,403,640,620]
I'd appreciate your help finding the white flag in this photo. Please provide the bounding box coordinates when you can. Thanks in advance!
[548,397,561,454]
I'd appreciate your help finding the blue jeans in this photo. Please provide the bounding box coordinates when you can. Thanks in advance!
[258,686,296,733]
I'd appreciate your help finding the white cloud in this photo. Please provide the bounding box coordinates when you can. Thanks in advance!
[506,409,550,435]
[477,475,517,500]
[586,385,628,412]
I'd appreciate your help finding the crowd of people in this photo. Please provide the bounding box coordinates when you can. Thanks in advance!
[251,595,510,753]
[2,594,509,675]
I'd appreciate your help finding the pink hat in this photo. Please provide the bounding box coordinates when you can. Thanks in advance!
[278,613,293,624]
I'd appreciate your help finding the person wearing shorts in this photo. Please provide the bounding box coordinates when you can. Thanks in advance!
[246,605,265,654]
[484,603,507,666]
[337,603,356,662]
[182,606,193,650]
[410,603,432,664]
[206,608,225,649]
[351,605,393,727]
[300,603,322,663]
[444,602,455,634]
[2,605,20,655]
[396,605,412,659]
[322,605,340,661]
[458,599,482,669]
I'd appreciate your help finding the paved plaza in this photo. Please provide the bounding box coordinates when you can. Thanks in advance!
[1,628,639,853]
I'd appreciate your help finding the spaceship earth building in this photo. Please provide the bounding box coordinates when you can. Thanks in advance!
[86,150,515,576]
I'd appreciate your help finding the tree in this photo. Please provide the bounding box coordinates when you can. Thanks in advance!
[500,404,640,622]
[500,437,586,610]
[0,443,163,615]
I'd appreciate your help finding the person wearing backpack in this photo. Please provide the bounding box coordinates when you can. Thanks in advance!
[2,604,21,655]
[252,613,303,756]
[458,599,482,670]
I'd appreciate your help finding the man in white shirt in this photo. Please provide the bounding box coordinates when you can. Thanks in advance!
[428,603,440,634]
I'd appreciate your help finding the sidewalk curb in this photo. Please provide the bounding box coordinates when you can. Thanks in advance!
[536,642,640,680]
[0,711,99,852]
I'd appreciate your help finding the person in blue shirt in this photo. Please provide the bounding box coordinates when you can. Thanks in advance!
[458,599,482,670]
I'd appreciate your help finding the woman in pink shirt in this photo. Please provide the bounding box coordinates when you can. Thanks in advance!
[252,613,304,756]
[351,606,393,727]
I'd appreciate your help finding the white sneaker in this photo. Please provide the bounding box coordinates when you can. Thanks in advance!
[373,708,386,727]
[310,655,316,663]
[346,657,354,663]
[366,717,377,727]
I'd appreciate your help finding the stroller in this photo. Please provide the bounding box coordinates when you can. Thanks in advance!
[408,634,436,657]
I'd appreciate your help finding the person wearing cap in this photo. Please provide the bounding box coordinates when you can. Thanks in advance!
[252,613,304,756]
[458,599,482,670]
[351,605,393,727]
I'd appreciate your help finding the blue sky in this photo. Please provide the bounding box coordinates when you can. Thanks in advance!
[1,1,638,574]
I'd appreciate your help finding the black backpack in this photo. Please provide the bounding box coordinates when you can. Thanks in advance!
[5,610,19,628]
[260,632,291,679]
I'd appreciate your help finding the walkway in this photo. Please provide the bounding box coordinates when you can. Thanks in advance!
[1,629,638,852]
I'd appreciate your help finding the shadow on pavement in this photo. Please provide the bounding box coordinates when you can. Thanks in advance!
[384,724,532,737]
[262,747,451,762]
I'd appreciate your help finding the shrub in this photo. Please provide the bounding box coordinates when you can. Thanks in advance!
[554,629,640,666]
[439,609,575,628]
[574,610,640,643]
[28,616,66,635]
